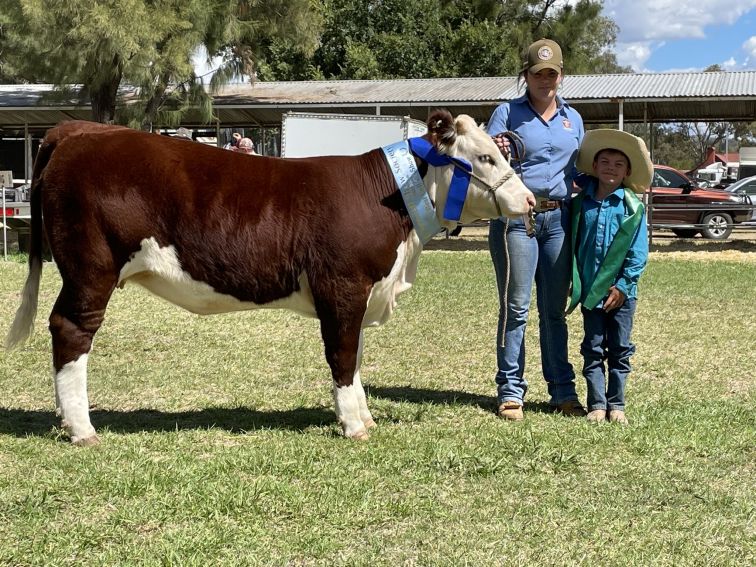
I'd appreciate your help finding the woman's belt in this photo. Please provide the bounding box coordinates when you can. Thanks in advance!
[533,198,563,212]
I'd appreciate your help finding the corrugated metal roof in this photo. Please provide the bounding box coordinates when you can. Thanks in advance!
[1,71,755,130]
[214,71,756,105]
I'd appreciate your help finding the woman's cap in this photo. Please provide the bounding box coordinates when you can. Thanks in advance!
[576,129,654,194]
[524,39,563,73]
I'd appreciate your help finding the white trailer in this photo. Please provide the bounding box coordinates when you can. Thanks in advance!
[280,112,427,158]
[739,147,756,180]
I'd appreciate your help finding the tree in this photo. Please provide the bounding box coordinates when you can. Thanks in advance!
[255,0,628,81]
[0,0,322,127]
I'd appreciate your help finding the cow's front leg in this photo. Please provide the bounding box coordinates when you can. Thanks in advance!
[318,299,370,440]
[353,331,375,429]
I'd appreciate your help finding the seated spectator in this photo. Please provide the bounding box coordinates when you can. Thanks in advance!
[224,132,242,150]
[174,127,193,141]
[234,137,257,155]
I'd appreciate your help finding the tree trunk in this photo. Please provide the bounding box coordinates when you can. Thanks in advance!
[88,54,123,124]
[141,71,171,131]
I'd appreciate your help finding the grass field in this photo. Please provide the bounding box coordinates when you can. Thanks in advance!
[1,239,754,566]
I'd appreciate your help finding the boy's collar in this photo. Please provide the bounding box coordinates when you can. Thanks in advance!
[587,178,626,200]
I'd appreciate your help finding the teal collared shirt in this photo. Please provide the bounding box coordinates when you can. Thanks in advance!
[575,179,648,307]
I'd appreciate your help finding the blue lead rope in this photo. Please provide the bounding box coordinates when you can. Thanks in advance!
[381,138,473,244]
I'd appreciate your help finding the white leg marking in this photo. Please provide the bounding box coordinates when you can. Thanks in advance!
[55,354,98,444]
[353,332,375,428]
[334,383,368,439]
[51,362,61,417]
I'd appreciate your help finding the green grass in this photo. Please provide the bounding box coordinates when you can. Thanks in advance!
[0,245,754,566]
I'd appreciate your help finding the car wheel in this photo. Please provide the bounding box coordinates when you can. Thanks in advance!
[671,228,699,238]
[700,212,733,240]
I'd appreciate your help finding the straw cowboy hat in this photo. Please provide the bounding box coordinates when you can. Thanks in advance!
[576,129,654,193]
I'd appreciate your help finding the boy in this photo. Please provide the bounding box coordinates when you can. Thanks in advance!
[568,129,652,424]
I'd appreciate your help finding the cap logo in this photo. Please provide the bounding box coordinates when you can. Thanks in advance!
[538,46,553,61]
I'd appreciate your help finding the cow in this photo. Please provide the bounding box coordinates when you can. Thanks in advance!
[5,110,535,445]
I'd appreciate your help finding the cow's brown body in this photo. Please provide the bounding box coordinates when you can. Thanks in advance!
[6,111,534,443]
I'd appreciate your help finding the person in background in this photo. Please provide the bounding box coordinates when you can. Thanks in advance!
[568,129,651,425]
[174,127,193,141]
[224,132,242,150]
[486,38,586,421]
[234,137,257,155]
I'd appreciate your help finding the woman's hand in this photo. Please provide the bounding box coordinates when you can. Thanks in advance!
[492,133,511,157]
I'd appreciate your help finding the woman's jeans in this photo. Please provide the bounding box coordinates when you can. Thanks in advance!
[580,299,637,411]
[488,208,576,406]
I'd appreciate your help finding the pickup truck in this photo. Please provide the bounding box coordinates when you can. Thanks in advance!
[647,165,753,239]
[2,184,32,252]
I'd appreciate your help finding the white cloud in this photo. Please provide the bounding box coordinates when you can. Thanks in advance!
[605,0,756,70]
[721,57,739,71]
[614,41,656,71]
[744,36,756,65]
[605,0,756,43]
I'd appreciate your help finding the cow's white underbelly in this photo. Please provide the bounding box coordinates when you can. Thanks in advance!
[362,231,422,327]
[117,233,422,326]
[118,237,317,317]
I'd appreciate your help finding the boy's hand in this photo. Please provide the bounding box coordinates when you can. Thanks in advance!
[603,286,626,312]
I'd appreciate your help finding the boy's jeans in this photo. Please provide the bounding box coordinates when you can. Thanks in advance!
[488,208,576,406]
[580,298,637,411]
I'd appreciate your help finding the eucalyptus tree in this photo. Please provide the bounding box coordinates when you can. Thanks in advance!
[0,0,321,127]
[255,0,626,81]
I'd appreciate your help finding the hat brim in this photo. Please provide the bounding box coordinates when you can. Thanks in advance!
[576,129,653,193]
[526,62,562,74]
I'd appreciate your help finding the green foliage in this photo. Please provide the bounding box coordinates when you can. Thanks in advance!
[256,0,627,81]
[0,0,322,127]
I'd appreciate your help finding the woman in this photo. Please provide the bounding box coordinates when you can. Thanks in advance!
[486,38,585,421]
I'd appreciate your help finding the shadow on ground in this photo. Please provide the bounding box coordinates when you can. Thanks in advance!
[366,385,555,415]
[0,406,335,438]
[423,232,756,253]
[0,386,559,439]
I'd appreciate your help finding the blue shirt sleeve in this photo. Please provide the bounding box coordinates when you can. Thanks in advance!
[486,103,510,136]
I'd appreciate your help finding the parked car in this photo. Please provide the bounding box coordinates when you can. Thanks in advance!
[647,165,752,239]
[723,175,756,223]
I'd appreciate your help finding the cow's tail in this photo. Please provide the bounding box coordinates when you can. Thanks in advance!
[5,138,53,350]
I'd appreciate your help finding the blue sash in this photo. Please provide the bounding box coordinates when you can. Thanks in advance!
[381,140,442,243]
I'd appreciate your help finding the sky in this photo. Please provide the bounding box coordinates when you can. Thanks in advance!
[604,0,756,72]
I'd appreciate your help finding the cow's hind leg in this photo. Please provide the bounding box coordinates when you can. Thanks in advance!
[50,280,115,446]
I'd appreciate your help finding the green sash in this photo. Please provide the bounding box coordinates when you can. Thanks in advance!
[567,188,644,314]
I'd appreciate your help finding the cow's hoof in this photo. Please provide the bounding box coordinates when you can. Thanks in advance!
[72,434,100,447]
[349,430,370,441]
[363,418,377,429]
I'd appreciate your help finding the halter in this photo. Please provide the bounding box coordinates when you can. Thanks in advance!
[407,137,519,221]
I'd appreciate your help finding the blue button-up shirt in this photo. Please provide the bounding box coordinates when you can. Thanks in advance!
[576,180,648,304]
[486,93,584,200]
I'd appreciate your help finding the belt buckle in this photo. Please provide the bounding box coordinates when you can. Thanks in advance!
[534,198,559,213]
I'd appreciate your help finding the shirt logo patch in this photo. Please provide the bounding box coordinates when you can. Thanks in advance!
[563,119,572,130]
[538,46,553,61]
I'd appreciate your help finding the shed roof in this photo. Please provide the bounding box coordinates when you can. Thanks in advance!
[1,70,755,130]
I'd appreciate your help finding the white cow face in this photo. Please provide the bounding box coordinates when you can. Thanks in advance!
[425,113,534,229]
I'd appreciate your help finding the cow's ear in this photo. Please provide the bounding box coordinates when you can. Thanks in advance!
[427,109,456,150]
